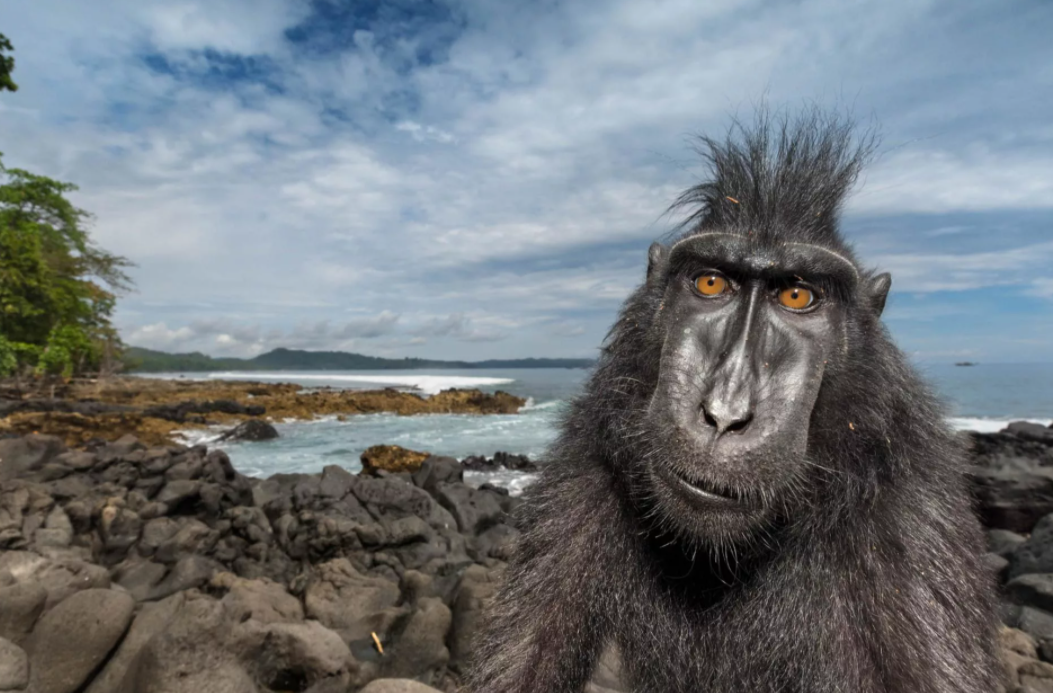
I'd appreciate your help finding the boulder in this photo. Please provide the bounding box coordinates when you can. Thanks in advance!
[0,550,110,610]
[988,529,1028,559]
[385,516,432,546]
[318,464,357,499]
[147,554,222,601]
[0,636,28,691]
[377,596,451,683]
[1010,606,1053,642]
[983,553,1009,581]
[84,592,187,693]
[164,455,204,481]
[1020,659,1053,692]
[212,573,304,624]
[235,620,352,692]
[118,592,257,693]
[969,430,1053,469]
[303,559,400,642]
[152,518,217,564]
[99,505,142,558]
[155,479,202,508]
[448,564,502,673]
[0,435,66,482]
[969,467,1053,534]
[1008,574,1053,613]
[1003,626,1039,659]
[1011,516,1053,578]
[139,517,181,557]
[114,558,168,601]
[36,505,73,550]
[361,445,430,475]
[26,588,135,693]
[352,476,454,530]
[434,483,505,536]
[119,588,354,693]
[472,523,520,561]
[412,456,463,493]
[1007,421,1053,445]
[0,572,47,645]
[218,419,279,443]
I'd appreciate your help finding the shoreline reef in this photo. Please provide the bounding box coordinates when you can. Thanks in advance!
[0,376,526,448]
[1,378,1053,691]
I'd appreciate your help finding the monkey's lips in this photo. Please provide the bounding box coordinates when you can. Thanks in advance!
[659,466,750,509]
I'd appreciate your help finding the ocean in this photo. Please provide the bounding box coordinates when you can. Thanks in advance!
[161,363,1053,493]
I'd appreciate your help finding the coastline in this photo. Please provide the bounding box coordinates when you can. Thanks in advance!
[0,376,526,448]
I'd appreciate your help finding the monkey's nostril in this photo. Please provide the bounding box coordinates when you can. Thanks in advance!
[726,415,752,434]
[701,406,719,429]
[700,402,752,435]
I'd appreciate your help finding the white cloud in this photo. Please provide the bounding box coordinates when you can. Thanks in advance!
[413,314,508,343]
[872,241,1053,293]
[852,149,1053,214]
[1027,279,1053,300]
[122,313,403,356]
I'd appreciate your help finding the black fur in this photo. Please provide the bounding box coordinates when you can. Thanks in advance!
[466,110,1001,693]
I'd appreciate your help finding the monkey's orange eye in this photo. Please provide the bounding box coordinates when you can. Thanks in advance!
[694,274,728,297]
[778,286,815,310]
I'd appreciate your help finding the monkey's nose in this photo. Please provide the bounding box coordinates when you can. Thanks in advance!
[700,399,754,435]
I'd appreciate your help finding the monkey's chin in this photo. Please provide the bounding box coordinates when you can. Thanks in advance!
[651,465,771,544]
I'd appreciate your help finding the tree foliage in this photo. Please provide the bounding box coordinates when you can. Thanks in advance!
[0,155,134,376]
[0,32,16,93]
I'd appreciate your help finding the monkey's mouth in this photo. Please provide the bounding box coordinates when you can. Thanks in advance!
[661,467,747,506]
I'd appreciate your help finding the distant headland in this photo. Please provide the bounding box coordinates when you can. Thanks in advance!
[124,346,596,373]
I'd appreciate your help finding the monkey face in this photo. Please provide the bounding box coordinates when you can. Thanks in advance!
[637,232,889,544]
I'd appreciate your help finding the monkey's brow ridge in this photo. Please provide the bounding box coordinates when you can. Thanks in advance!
[668,233,860,280]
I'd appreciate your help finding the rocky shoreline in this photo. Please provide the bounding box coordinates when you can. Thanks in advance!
[0,377,526,448]
[0,433,524,692]
[1,379,1052,691]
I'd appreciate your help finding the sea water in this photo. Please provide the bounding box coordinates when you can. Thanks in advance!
[152,363,1053,492]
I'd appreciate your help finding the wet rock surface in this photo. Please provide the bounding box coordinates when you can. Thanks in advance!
[361,446,431,476]
[218,418,280,442]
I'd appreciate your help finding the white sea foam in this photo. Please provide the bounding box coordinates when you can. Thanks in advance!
[464,470,539,497]
[203,372,514,396]
[520,398,562,412]
[948,417,1052,433]
[171,426,227,447]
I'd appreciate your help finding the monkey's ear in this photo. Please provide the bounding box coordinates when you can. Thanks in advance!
[647,242,668,285]
[867,272,892,317]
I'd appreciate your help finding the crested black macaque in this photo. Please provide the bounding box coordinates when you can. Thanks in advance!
[466,112,1002,693]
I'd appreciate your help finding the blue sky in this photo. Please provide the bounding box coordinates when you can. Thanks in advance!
[1,0,1051,362]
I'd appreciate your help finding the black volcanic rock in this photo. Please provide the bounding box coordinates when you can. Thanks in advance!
[0,433,589,691]
[218,419,279,442]
[460,451,537,472]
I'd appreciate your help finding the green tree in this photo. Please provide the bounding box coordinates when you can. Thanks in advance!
[0,155,134,376]
[0,33,17,93]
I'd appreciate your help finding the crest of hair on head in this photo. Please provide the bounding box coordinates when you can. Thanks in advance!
[669,107,879,248]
